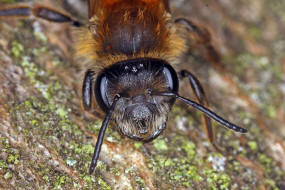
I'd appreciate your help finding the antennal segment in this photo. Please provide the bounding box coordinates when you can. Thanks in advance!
[89,94,121,174]
[151,91,248,133]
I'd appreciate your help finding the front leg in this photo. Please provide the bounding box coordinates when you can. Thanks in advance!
[82,70,95,110]
[180,70,222,153]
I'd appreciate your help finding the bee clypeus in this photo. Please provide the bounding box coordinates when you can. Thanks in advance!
[0,0,247,174]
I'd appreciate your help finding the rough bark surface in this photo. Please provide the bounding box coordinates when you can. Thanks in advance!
[0,0,285,189]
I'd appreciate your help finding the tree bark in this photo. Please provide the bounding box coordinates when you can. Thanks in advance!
[0,0,285,189]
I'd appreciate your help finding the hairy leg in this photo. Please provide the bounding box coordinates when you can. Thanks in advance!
[179,70,222,153]
[0,3,82,27]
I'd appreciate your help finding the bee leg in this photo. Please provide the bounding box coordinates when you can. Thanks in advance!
[179,70,223,153]
[0,4,82,27]
[175,18,222,67]
[82,70,94,110]
[0,5,30,18]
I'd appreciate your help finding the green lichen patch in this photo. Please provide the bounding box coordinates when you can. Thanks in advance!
[97,177,111,190]
[259,154,273,174]
[11,41,24,58]
[5,26,111,188]
[247,141,258,151]
[231,50,284,122]
[203,169,231,190]
[152,137,168,151]
[0,0,16,3]
[146,134,236,189]
[133,142,143,149]
[0,136,20,182]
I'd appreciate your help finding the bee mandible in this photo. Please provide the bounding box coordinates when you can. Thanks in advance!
[0,0,247,174]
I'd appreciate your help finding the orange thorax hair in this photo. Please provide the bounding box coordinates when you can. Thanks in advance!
[76,0,185,68]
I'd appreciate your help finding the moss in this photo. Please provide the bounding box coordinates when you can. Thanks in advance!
[19,56,55,100]
[81,144,94,155]
[258,154,273,173]
[181,141,196,160]
[203,169,232,190]
[164,158,174,167]
[265,104,277,118]
[3,171,12,180]
[43,175,49,183]
[135,176,146,188]
[33,31,48,43]
[7,154,19,165]
[11,41,24,58]
[133,142,143,149]
[145,129,242,189]
[264,178,279,190]
[54,175,67,189]
[30,119,39,127]
[0,160,8,169]
[234,162,242,175]
[32,47,47,56]
[82,175,93,185]
[1,137,10,149]
[56,107,69,119]
[110,167,121,176]
[0,136,20,177]
[97,177,111,190]
[152,138,168,151]
[6,27,104,188]
[148,153,203,188]
[169,158,203,186]
[0,0,16,3]
[247,141,258,151]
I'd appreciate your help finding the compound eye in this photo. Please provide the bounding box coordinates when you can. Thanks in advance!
[95,74,110,112]
[162,65,179,92]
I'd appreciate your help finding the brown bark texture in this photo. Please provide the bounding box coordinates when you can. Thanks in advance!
[0,0,285,189]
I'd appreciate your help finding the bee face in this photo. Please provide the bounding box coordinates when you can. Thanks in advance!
[95,58,178,141]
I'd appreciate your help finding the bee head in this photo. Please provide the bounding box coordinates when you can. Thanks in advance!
[95,58,179,141]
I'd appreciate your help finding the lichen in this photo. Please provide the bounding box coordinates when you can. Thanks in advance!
[152,137,168,151]
[203,169,231,190]
[0,136,20,181]
[247,141,258,151]
[3,171,12,180]
[97,177,111,190]
[11,41,24,58]
[0,0,16,3]
[4,25,108,188]
[258,154,273,173]
[54,175,67,189]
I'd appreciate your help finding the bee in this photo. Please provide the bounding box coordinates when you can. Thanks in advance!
[0,0,247,174]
